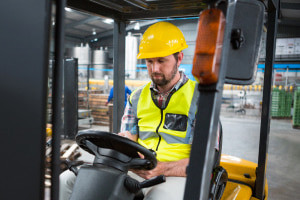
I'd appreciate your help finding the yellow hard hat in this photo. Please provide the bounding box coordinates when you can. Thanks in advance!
[137,22,188,59]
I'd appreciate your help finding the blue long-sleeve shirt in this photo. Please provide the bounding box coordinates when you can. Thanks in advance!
[107,86,132,107]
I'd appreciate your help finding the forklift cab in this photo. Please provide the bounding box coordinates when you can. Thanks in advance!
[61,0,276,199]
[62,0,277,199]
[0,0,280,199]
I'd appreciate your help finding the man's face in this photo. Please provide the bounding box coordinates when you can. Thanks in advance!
[146,54,179,87]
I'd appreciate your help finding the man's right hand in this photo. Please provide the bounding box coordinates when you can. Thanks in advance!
[118,131,138,142]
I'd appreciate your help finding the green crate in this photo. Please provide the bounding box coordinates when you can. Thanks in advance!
[272,88,293,117]
[293,88,300,126]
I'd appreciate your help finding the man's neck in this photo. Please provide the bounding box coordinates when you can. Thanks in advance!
[157,72,181,93]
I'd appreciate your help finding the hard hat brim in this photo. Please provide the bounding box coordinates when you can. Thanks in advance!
[137,44,188,59]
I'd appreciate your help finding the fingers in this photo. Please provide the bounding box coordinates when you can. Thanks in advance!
[131,170,154,180]
[118,131,130,140]
[118,131,130,137]
[137,152,145,159]
[118,131,138,142]
[131,166,163,180]
[118,132,126,137]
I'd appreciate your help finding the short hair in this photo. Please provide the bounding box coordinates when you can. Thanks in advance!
[173,52,179,62]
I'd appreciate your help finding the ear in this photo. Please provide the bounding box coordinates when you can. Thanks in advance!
[177,52,184,66]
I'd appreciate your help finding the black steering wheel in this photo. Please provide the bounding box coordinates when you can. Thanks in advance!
[76,130,157,171]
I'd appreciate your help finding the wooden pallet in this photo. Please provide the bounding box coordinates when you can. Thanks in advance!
[45,142,82,187]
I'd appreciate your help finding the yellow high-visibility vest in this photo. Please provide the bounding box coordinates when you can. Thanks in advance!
[130,80,198,162]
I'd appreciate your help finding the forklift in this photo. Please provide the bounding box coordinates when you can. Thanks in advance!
[0,0,279,200]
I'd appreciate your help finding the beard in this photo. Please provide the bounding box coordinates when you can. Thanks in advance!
[151,63,178,87]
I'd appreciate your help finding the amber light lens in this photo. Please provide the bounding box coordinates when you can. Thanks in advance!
[192,8,226,85]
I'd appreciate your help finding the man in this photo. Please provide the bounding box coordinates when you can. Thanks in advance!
[60,21,217,200]
[105,85,132,108]
[117,21,200,199]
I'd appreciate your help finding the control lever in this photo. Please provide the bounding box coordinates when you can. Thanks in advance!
[124,175,166,193]
[140,175,165,188]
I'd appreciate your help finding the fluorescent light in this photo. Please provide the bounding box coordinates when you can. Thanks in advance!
[103,19,114,24]
[65,7,73,12]
[134,22,140,30]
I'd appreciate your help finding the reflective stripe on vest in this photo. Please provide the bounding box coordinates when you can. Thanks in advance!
[130,79,199,162]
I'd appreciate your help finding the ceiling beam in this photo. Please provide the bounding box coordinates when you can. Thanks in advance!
[122,8,203,20]
[67,0,123,20]
[66,27,93,35]
[90,0,125,12]
[66,18,107,31]
[65,34,85,43]
[84,19,158,42]
[123,0,151,10]
[66,16,99,29]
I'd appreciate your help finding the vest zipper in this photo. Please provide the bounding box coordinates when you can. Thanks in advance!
[155,109,163,151]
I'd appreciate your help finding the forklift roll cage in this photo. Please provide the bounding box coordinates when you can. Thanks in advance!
[0,0,279,200]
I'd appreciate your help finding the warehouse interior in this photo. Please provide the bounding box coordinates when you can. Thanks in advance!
[55,1,300,199]
[1,0,300,200]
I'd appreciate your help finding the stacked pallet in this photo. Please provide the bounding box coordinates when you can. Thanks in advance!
[293,88,300,128]
[89,93,109,126]
[78,90,110,126]
[78,90,104,109]
[271,88,292,118]
[285,92,293,117]
[78,90,89,109]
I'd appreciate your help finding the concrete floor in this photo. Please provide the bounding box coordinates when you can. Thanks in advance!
[220,111,300,200]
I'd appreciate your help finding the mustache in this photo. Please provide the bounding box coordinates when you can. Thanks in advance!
[151,72,164,76]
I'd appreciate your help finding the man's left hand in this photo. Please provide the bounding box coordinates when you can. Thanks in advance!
[131,161,166,179]
[131,158,189,179]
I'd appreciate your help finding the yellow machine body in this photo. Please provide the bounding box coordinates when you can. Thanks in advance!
[220,154,268,200]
